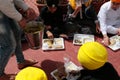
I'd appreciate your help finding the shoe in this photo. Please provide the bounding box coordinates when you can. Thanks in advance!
[18,59,38,69]
[0,73,16,80]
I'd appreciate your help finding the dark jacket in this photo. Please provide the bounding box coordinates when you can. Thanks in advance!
[40,6,65,38]
[78,62,120,80]
[62,62,120,80]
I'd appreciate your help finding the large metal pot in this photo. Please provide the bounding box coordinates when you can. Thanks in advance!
[24,21,44,50]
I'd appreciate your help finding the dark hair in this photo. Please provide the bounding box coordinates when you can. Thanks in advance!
[46,0,59,7]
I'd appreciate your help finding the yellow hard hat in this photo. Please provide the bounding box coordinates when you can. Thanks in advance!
[77,42,108,70]
[15,67,48,80]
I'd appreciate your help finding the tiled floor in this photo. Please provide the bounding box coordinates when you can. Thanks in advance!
[4,36,120,80]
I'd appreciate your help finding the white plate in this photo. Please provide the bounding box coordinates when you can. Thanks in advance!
[108,35,120,51]
[42,38,65,50]
[73,34,94,45]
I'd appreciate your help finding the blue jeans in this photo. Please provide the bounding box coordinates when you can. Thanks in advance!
[0,12,25,76]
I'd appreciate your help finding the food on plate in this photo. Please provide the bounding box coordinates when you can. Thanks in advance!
[55,39,62,44]
[109,39,116,46]
[42,38,64,50]
[83,38,93,43]
[74,39,82,44]
[52,67,67,80]
[54,45,63,49]
[44,39,54,48]
[53,71,61,80]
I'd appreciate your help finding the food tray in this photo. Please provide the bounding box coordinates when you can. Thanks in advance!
[108,35,120,51]
[42,38,65,50]
[73,34,94,45]
[50,61,83,80]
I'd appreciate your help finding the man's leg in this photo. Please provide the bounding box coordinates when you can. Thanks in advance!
[9,19,38,69]
[0,13,16,76]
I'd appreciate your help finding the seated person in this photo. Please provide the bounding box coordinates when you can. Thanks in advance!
[77,42,120,80]
[67,0,100,34]
[98,0,120,46]
[40,0,68,39]
[61,42,120,80]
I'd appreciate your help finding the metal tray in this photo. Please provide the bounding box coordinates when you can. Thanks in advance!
[108,35,120,51]
[42,38,65,50]
[73,34,94,45]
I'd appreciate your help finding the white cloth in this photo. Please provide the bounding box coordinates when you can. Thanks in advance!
[0,0,28,21]
[98,1,120,35]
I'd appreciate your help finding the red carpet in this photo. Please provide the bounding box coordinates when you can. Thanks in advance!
[5,37,120,80]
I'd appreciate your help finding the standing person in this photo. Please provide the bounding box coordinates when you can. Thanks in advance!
[77,42,120,80]
[0,0,38,79]
[40,0,68,39]
[98,0,120,46]
[67,0,100,34]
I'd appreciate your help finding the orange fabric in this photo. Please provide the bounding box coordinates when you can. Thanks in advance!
[69,0,92,10]
[111,0,120,3]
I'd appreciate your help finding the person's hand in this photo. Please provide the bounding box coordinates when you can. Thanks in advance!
[96,23,101,34]
[102,36,110,46]
[117,28,120,35]
[18,18,27,29]
[25,8,37,21]
[46,30,54,39]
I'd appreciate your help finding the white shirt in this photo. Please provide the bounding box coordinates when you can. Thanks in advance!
[0,0,28,21]
[98,1,120,35]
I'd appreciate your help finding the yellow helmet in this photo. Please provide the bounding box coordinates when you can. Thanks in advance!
[15,67,48,80]
[77,42,108,70]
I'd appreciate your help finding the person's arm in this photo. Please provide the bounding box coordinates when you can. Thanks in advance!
[98,3,118,45]
[14,0,37,21]
[68,0,82,18]
[85,4,101,33]
[14,0,28,11]
[95,21,101,33]
[0,0,23,21]
[46,30,54,39]
[98,4,111,46]
[71,6,81,18]
[0,0,28,28]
